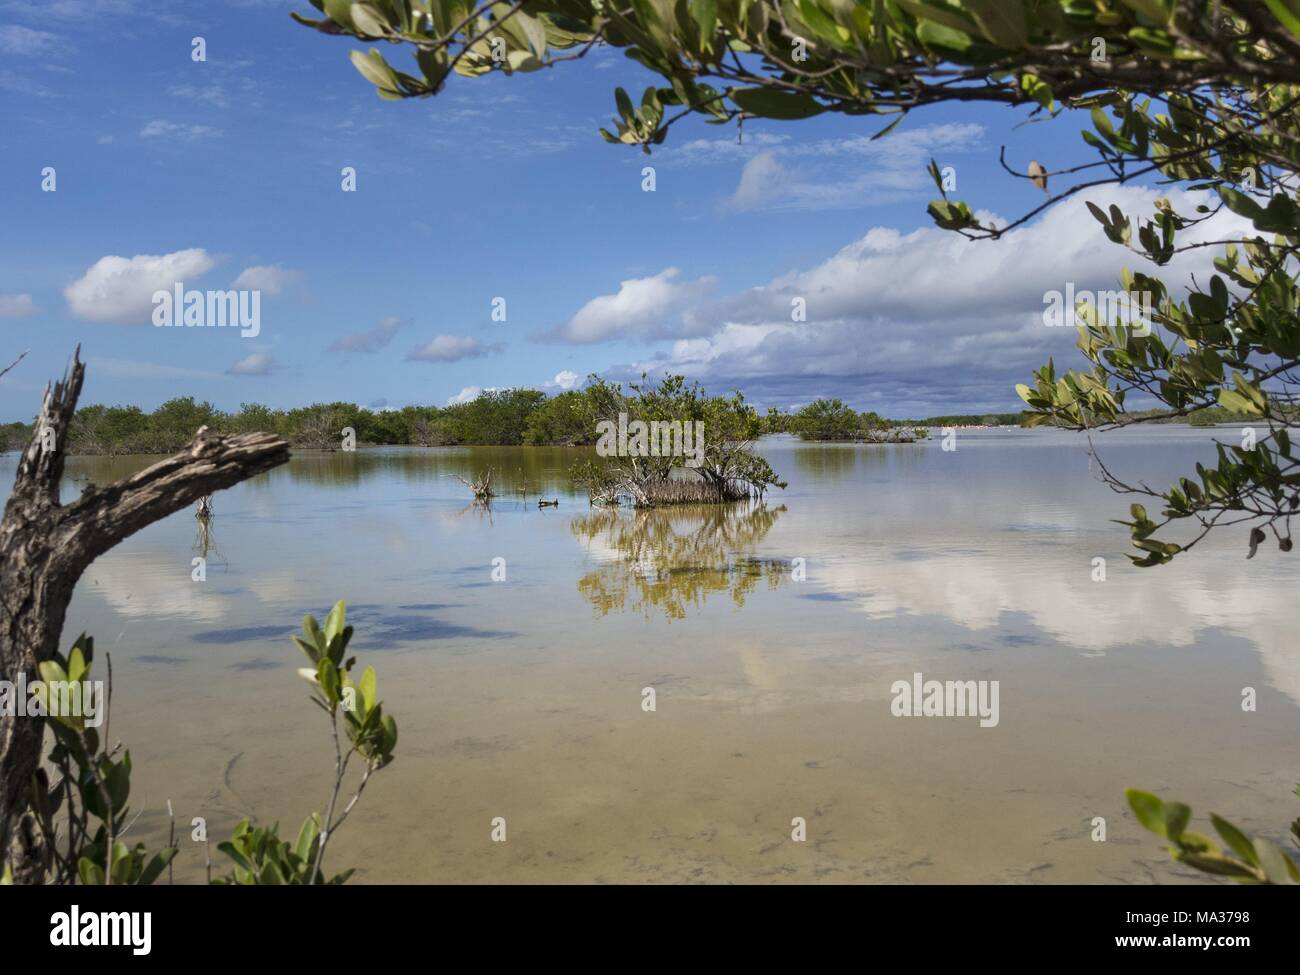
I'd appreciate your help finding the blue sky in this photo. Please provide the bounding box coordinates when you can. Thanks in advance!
[0,0,1235,421]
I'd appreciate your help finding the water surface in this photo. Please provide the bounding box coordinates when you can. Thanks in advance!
[9,427,1297,883]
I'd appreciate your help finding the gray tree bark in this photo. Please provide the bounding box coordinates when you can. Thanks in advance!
[0,349,289,882]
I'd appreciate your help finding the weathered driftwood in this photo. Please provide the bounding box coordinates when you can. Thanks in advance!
[449,467,495,501]
[0,349,290,882]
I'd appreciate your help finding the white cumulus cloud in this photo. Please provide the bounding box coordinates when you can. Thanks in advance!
[603,185,1252,415]
[544,267,717,344]
[64,248,215,324]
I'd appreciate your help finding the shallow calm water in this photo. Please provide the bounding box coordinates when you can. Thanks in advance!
[7,427,1298,883]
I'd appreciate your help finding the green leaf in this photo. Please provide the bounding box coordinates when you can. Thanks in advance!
[1091,105,1116,143]
[1209,814,1260,866]
[1176,829,1217,855]
[894,0,977,35]
[349,49,400,94]
[962,0,1028,48]
[67,642,88,685]
[688,0,718,43]
[729,87,826,119]
[318,658,341,705]
[295,813,321,862]
[1163,801,1191,843]
[105,754,132,811]
[794,0,851,47]
[1085,201,1110,228]
[358,666,377,714]
[1126,788,1167,836]
[1178,853,1260,878]
[137,848,177,886]
[323,0,358,29]
[110,841,133,884]
[348,3,390,37]
[1217,388,1257,415]
[926,199,975,230]
[326,629,350,666]
[1252,837,1295,884]
[1264,0,1300,42]
[303,614,324,653]
[1255,193,1300,233]
[293,635,321,664]
[1020,73,1053,110]
[514,10,548,57]
[323,600,347,644]
[216,840,253,874]
[1128,25,1176,55]
[1233,371,1266,411]
[1119,0,1173,21]
[870,113,905,140]
[915,19,973,57]
[927,158,944,192]
[78,857,105,886]
[614,86,635,121]
[1219,186,1264,221]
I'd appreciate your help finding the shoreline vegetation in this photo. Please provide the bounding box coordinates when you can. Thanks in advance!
[0,383,1260,460]
[0,374,1259,513]
[0,384,968,456]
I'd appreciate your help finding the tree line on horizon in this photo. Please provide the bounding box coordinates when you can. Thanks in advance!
[0,385,1260,457]
[0,381,1044,456]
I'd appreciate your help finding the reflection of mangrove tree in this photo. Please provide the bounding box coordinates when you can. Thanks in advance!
[274,445,585,495]
[790,443,860,481]
[571,502,787,621]
[790,439,928,483]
